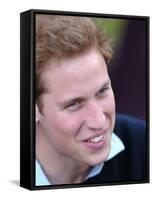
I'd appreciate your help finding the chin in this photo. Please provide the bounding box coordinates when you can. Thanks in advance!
[89,146,111,166]
[86,153,110,167]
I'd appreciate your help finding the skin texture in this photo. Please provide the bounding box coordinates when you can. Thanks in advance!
[36,49,116,184]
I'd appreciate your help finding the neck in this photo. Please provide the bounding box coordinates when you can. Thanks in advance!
[36,123,91,184]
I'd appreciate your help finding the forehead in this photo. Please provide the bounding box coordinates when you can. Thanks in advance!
[40,49,109,100]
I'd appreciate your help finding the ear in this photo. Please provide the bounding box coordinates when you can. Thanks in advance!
[36,104,41,123]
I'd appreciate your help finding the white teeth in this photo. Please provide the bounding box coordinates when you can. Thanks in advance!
[89,135,104,143]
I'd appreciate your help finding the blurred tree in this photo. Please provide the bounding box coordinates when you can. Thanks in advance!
[91,17,127,48]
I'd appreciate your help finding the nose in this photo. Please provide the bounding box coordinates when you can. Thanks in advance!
[85,100,106,130]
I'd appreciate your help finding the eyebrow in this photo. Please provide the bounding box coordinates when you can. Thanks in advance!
[58,79,111,107]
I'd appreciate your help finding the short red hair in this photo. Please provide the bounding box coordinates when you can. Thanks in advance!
[36,15,113,99]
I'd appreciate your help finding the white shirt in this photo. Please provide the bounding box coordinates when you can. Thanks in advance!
[35,132,125,186]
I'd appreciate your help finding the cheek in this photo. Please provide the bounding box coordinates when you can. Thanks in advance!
[109,96,115,114]
[57,113,84,137]
[44,113,84,152]
[105,91,116,113]
[101,93,116,125]
[46,111,84,139]
[106,94,116,128]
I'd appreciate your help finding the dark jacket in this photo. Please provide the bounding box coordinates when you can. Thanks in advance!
[83,114,149,186]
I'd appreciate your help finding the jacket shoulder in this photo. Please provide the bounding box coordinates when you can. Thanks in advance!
[114,114,146,142]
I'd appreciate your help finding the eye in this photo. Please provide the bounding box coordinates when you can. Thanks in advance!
[97,87,109,97]
[64,99,83,111]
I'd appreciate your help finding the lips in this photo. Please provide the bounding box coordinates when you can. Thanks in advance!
[82,132,107,150]
[83,131,106,142]
[86,134,104,143]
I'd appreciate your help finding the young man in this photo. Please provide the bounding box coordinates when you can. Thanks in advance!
[35,15,147,186]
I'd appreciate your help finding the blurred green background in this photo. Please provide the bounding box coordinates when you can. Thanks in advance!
[91,17,128,48]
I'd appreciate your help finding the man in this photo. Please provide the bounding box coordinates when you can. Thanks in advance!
[35,15,147,186]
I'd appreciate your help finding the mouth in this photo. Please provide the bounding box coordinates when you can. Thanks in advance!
[86,134,105,143]
[82,133,107,150]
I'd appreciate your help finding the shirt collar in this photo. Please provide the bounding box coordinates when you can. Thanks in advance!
[85,132,125,180]
[35,159,50,186]
[35,132,125,186]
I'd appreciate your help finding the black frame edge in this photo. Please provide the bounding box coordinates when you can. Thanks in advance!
[20,10,35,190]
[20,9,150,190]
[30,9,149,19]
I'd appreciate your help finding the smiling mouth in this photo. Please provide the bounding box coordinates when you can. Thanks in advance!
[83,134,105,143]
[87,135,104,143]
[82,133,107,150]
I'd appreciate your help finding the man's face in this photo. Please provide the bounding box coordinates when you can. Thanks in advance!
[37,49,115,166]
